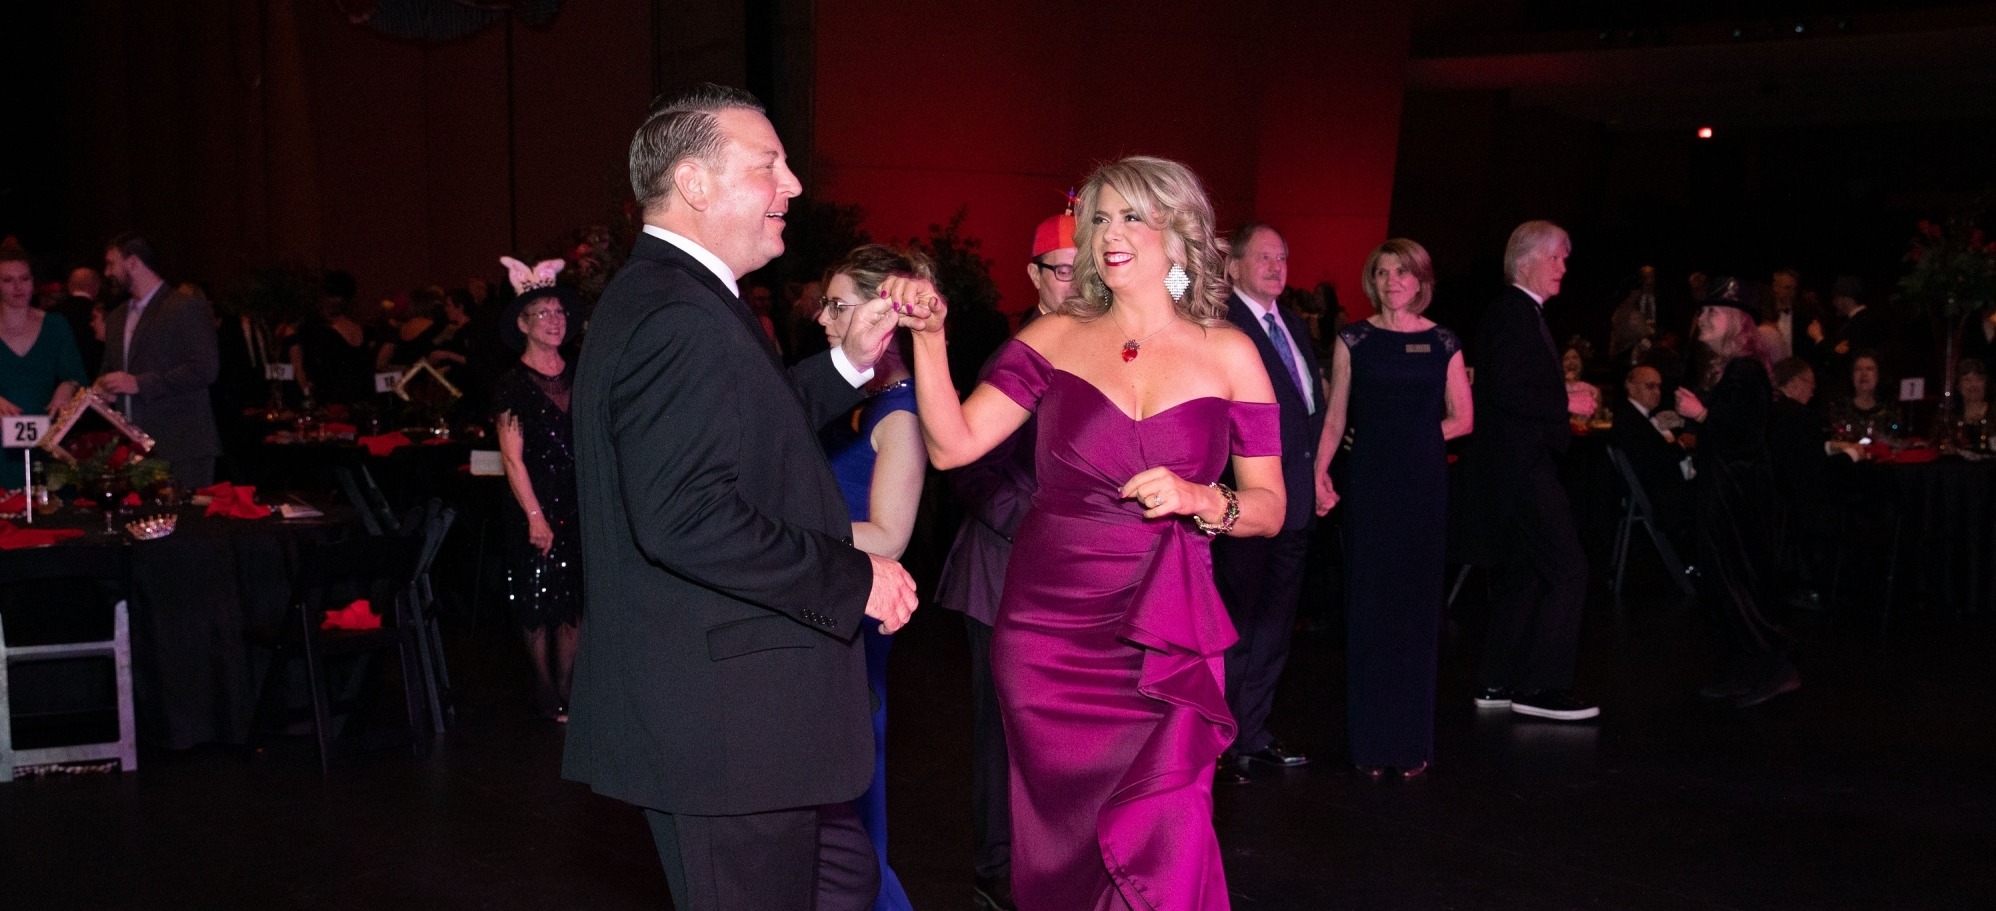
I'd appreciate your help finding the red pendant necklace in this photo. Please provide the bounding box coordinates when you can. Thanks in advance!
[1114,313,1173,363]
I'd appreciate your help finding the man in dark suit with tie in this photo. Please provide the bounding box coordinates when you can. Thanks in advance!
[97,233,221,487]
[563,84,919,911]
[1215,223,1326,780]
[1464,220,1599,721]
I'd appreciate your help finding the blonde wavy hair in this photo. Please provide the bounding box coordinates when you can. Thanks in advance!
[1060,156,1229,326]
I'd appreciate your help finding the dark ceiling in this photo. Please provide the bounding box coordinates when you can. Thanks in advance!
[1407,2,1996,129]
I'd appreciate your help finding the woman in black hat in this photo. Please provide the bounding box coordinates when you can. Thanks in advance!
[493,257,583,721]
[1673,278,1797,709]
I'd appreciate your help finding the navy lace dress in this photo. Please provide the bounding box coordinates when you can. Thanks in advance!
[1338,321,1458,769]
[493,362,582,629]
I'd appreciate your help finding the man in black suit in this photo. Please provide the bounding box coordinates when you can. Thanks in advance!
[59,266,104,380]
[1826,276,1885,385]
[1464,220,1599,721]
[1609,364,1691,541]
[1215,223,1326,779]
[98,233,222,487]
[563,84,919,911]
[1758,268,1826,371]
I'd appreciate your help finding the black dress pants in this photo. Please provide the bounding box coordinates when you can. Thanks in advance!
[1216,528,1311,754]
[1479,455,1588,692]
[965,615,1011,880]
[645,801,877,911]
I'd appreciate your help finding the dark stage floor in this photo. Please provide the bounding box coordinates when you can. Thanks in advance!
[5,559,1993,910]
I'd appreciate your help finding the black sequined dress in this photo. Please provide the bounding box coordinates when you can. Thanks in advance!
[493,361,583,629]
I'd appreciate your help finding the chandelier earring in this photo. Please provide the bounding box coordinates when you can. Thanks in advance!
[1163,263,1191,302]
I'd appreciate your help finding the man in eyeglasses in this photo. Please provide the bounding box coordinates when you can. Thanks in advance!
[932,207,1074,911]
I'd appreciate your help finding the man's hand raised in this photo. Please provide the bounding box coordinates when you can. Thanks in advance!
[864,552,918,634]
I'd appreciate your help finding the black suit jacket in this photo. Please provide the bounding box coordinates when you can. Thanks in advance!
[1221,292,1325,532]
[1459,286,1570,559]
[101,287,222,465]
[563,233,875,816]
[1608,398,1687,501]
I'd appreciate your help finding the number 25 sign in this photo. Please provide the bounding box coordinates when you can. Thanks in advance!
[3,415,51,449]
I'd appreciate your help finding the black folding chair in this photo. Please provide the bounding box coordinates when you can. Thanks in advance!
[250,535,436,774]
[1606,445,1697,598]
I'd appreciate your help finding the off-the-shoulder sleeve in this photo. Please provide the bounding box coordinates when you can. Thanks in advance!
[980,339,1053,411]
[1435,325,1462,356]
[1229,401,1281,458]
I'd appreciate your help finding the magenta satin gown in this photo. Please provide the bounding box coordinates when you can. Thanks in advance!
[983,341,1279,911]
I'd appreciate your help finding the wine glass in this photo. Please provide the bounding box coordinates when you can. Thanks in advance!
[93,480,121,534]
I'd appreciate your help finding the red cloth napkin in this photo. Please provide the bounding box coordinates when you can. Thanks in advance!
[321,599,381,631]
[0,491,24,513]
[198,482,270,519]
[322,422,358,437]
[0,519,86,550]
[122,491,142,507]
[357,432,413,458]
[1887,447,1939,465]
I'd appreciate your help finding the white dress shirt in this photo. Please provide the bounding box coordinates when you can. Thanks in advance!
[122,283,161,365]
[643,225,871,387]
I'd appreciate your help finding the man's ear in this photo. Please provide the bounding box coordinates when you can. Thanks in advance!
[674,158,709,212]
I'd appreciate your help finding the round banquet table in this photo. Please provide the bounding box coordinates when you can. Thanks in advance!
[7,501,356,750]
[1858,454,1996,615]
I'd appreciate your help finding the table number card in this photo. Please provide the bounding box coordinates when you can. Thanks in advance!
[265,362,296,381]
[3,415,51,449]
[375,371,402,394]
[1900,377,1926,402]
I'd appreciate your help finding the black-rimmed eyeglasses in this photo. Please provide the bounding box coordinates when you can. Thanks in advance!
[1032,260,1075,281]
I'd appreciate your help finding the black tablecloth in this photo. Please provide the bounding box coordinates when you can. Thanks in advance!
[25,503,354,749]
[1865,457,1996,614]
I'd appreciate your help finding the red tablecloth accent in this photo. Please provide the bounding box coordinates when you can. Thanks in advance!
[357,432,413,457]
[0,519,86,549]
[197,482,271,519]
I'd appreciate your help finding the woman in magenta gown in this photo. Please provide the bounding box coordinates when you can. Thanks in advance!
[890,156,1287,910]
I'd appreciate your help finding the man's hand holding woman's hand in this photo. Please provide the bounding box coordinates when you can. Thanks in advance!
[865,552,919,634]
[874,276,947,336]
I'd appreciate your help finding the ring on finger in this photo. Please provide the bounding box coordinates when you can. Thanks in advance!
[1147,494,1163,507]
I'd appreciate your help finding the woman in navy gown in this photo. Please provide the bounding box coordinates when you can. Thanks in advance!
[892,156,1286,910]
[1313,238,1472,779]
[816,244,928,911]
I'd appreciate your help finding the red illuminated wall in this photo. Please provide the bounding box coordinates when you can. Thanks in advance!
[812,0,1411,322]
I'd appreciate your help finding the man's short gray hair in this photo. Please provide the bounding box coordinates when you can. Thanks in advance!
[1503,220,1568,282]
[629,83,766,215]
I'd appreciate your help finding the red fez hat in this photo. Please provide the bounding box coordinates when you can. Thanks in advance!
[1032,212,1075,258]
[1032,188,1080,258]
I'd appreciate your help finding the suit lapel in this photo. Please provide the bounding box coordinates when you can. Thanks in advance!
[634,234,784,370]
[1228,292,1309,415]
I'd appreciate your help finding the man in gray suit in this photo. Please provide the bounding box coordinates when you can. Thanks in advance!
[98,233,221,486]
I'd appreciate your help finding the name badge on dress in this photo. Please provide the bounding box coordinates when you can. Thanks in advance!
[1404,343,1432,353]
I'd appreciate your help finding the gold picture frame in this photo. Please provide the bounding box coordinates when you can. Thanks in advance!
[38,387,157,465]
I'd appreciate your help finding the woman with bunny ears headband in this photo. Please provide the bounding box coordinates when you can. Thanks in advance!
[493,255,586,721]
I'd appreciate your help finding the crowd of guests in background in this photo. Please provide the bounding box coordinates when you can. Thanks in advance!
[8,155,1995,909]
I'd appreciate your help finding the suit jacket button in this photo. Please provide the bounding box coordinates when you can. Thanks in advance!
[840,535,854,547]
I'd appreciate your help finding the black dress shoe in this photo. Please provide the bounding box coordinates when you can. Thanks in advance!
[1215,758,1252,786]
[1397,761,1430,781]
[1354,764,1388,781]
[1242,743,1310,767]
[974,874,1017,911]
[1473,686,1513,708]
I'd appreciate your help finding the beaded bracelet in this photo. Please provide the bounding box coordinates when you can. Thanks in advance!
[1192,482,1240,537]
